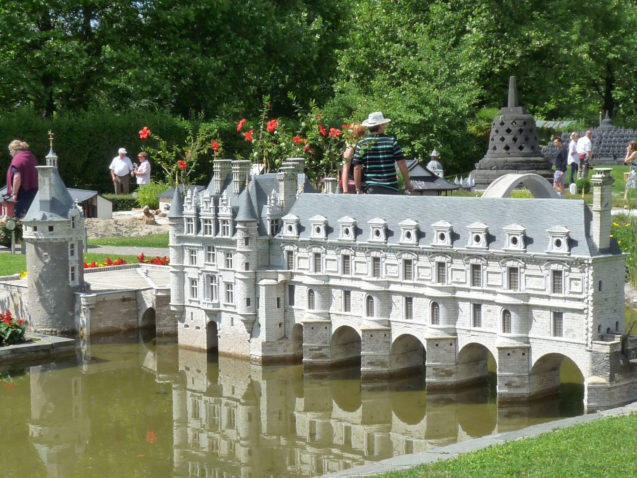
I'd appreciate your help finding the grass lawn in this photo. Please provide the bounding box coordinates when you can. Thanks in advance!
[87,233,169,248]
[0,252,141,277]
[380,413,637,478]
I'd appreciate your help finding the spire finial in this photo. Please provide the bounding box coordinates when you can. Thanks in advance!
[507,76,518,108]
[48,130,54,149]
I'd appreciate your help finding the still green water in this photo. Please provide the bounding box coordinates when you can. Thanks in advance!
[0,326,595,478]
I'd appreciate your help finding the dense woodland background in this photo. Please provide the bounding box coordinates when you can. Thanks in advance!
[1,0,636,192]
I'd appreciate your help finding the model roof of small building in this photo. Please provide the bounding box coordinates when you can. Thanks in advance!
[278,193,608,257]
[405,159,459,191]
[1,185,106,204]
[22,168,77,221]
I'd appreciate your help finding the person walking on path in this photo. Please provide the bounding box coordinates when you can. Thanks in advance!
[567,131,579,185]
[133,151,151,186]
[352,112,413,195]
[576,130,593,179]
[623,141,637,208]
[6,139,38,218]
[109,147,134,194]
[553,137,568,197]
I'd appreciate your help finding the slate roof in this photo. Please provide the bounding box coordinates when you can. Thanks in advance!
[1,186,106,204]
[23,168,76,222]
[405,160,459,192]
[278,193,609,258]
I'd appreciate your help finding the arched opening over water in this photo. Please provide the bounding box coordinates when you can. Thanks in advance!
[389,334,426,378]
[207,320,218,352]
[291,323,303,362]
[530,353,584,414]
[330,326,361,368]
[139,307,156,343]
[457,342,496,388]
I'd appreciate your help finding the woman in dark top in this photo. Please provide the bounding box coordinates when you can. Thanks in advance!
[6,139,38,218]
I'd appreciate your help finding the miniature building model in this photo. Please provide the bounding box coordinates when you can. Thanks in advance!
[169,157,635,411]
[472,76,554,190]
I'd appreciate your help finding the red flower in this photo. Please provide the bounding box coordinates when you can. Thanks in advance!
[267,119,279,133]
[329,128,341,138]
[137,253,145,263]
[237,118,246,131]
[211,140,220,152]
[304,144,315,155]
[244,129,254,142]
[178,160,187,171]
[318,125,327,136]
[146,431,157,444]
[139,126,151,139]
[292,135,305,145]
[17,319,23,325]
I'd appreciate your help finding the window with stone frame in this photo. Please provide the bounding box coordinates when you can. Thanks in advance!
[343,290,351,312]
[552,311,564,337]
[190,278,198,299]
[502,309,512,333]
[366,295,374,317]
[69,243,75,258]
[70,266,76,282]
[285,250,294,270]
[313,252,322,273]
[225,252,233,269]
[288,284,295,306]
[508,267,520,291]
[551,270,563,294]
[189,248,197,265]
[472,303,482,328]
[342,254,351,275]
[269,218,281,236]
[431,302,440,325]
[308,289,315,310]
[404,297,413,320]
[208,275,218,301]
[403,259,414,281]
[206,245,216,264]
[471,263,481,287]
[224,282,234,304]
[202,219,213,236]
[436,261,446,284]
[221,220,230,236]
[185,218,194,234]
[372,257,381,278]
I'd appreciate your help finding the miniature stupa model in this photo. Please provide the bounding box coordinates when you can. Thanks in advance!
[472,76,554,190]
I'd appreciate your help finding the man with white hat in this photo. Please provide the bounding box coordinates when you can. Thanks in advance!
[109,147,134,194]
[352,112,413,195]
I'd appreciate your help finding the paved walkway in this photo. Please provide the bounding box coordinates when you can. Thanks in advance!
[321,402,637,477]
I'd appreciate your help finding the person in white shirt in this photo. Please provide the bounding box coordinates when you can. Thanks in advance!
[576,130,592,179]
[133,151,151,185]
[109,147,134,194]
[567,131,579,184]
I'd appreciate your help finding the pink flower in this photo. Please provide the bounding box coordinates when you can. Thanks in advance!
[237,118,246,131]
[139,126,151,139]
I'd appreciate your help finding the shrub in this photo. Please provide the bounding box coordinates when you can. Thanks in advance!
[611,214,637,287]
[576,178,592,194]
[0,311,26,346]
[103,194,138,211]
[136,181,170,209]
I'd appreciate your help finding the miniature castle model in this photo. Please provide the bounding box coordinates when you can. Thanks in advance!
[472,76,554,190]
[169,156,637,411]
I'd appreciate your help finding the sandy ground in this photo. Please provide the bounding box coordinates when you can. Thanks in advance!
[85,210,169,239]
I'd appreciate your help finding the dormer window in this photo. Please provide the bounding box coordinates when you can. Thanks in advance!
[281,214,299,238]
[309,215,327,240]
[466,222,488,249]
[399,219,419,245]
[202,219,213,236]
[220,219,232,237]
[368,218,387,243]
[185,218,194,235]
[432,220,453,248]
[268,218,281,236]
[503,224,526,252]
[338,216,356,241]
[547,226,570,255]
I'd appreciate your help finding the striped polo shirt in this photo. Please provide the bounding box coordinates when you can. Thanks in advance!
[352,134,404,191]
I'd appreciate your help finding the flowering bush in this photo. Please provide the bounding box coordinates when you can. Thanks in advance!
[137,124,221,191]
[0,311,26,346]
[83,254,170,268]
[84,257,127,268]
[137,253,170,266]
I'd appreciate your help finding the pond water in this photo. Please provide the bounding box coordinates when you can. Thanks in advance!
[0,325,591,478]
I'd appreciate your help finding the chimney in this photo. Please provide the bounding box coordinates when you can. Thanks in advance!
[590,168,614,251]
[36,165,54,202]
[277,167,298,214]
[232,160,251,194]
[213,159,233,194]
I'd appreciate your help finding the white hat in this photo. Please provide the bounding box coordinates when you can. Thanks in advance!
[118,147,127,154]
[362,111,391,127]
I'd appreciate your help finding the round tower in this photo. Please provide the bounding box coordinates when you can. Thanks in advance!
[234,186,258,330]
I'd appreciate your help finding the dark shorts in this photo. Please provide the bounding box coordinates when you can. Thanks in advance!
[365,184,399,195]
[14,188,37,218]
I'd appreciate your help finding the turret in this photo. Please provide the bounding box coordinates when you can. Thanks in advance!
[590,168,614,251]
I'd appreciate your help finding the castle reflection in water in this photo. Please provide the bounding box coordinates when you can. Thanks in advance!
[23,337,581,478]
